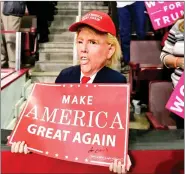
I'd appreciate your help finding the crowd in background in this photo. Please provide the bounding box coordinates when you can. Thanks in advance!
[26,1,58,43]
[1,1,58,68]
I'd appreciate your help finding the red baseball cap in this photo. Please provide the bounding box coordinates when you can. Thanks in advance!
[69,10,116,36]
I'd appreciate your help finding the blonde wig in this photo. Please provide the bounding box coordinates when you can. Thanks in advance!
[178,18,184,32]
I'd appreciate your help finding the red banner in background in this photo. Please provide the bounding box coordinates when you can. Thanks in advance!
[145,1,184,30]
[8,83,130,167]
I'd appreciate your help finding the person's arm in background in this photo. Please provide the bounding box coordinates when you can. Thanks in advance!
[160,20,184,69]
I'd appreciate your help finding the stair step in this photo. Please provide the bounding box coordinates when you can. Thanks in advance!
[39,42,73,53]
[57,2,105,7]
[56,9,108,16]
[39,47,73,53]
[14,97,25,118]
[39,42,73,49]
[39,52,73,61]
[31,76,58,83]
[49,28,68,34]
[50,15,76,29]
[31,72,59,83]
[49,5,108,33]
[82,6,108,11]
[31,71,60,76]
[57,4,108,10]
[34,61,72,72]
[38,60,72,64]
[55,9,85,16]
[48,32,75,42]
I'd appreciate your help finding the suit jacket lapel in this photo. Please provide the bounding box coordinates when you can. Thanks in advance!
[72,65,81,83]
[93,66,106,83]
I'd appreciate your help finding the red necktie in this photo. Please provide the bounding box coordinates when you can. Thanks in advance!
[81,76,91,84]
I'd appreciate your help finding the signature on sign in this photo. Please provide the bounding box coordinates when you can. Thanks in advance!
[88,146,108,153]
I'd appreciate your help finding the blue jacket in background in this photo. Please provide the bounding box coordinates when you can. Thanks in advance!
[3,1,26,17]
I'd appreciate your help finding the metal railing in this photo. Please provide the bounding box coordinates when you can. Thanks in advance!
[15,32,22,71]
[1,30,22,71]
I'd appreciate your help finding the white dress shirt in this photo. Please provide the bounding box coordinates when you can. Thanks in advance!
[116,1,135,8]
[80,72,97,84]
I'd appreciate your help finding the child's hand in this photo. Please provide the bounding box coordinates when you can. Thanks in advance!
[109,154,131,174]
[7,136,30,154]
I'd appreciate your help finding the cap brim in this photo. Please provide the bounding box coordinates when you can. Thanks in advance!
[69,21,108,34]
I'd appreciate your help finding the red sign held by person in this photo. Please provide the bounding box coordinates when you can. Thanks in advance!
[145,1,184,30]
[8,83,130,167]
[166,73,184,119]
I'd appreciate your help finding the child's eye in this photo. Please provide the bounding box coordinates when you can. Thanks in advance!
[89,40,97,44]
[77,40,83,44]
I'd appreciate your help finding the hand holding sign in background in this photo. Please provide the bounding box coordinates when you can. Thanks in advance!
[8,83,130,167]
[145,1,184,30]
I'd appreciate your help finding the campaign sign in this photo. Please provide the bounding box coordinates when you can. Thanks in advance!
[8,83,130,167]
[145,1,184,30]
[166,73,184,118]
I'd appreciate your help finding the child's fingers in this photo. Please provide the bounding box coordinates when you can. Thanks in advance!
[121,164,126,173]
[19,141,25,153]
[113,159,118,173]
[24,144,30,154]
[117,161,122,174]
[11,142,16,153]
[109,162,113,172]
[126,155,132,171]
[14,141,22,153]
[109,155,132,174]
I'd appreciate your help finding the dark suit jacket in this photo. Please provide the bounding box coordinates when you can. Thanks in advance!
[55,65,126,83]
